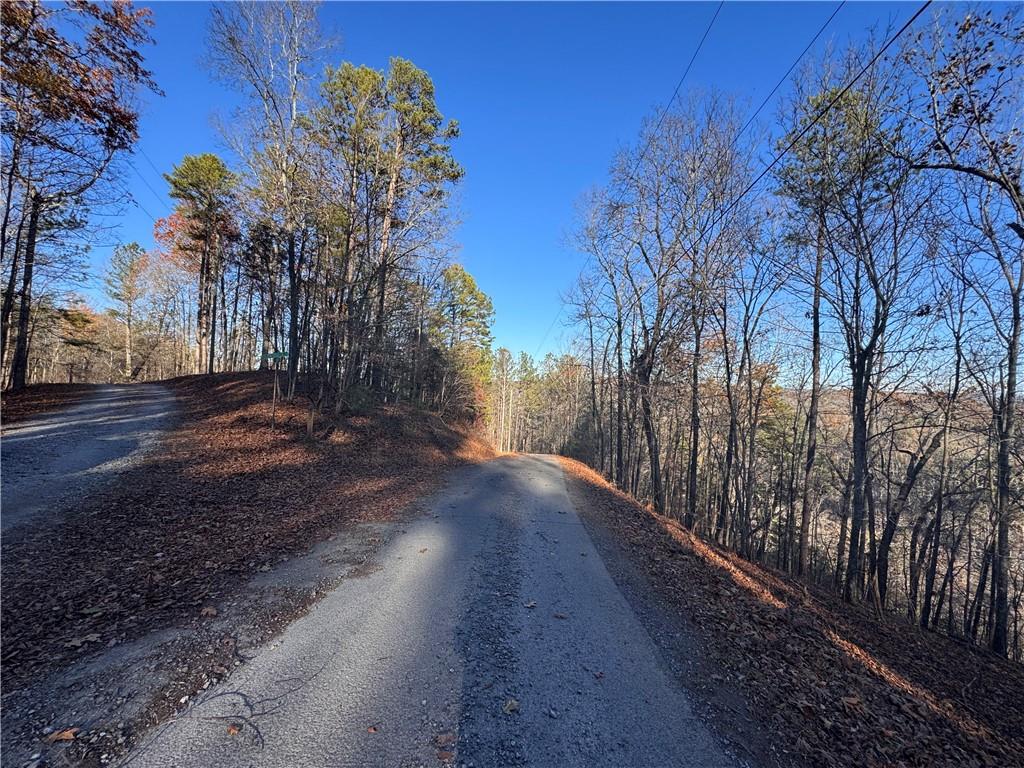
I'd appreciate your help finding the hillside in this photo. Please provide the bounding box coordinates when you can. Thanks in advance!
[3,374,1020,767]
[2,373,493,716]
[559,458,1024,768]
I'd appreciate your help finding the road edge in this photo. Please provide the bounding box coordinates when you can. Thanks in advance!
[557,456,789,768]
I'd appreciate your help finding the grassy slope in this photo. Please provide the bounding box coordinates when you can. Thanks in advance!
[1,372,494,689]
[559,457,1024,768]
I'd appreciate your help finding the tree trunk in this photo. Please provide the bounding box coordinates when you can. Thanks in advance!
[834,464,852,591]
[992,292,1019,654]
[636,361,665,515]
[1,207,25,364]
[685,313,703,529]
[286,231,301,395]
[615,307,625,486]
[8,193,41,391]
[124,304,133,377]
[845,359,871,602]
[798,220,823,576]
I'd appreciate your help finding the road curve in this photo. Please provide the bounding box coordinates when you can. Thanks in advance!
[123,454,737,768]
[1,384,178,532]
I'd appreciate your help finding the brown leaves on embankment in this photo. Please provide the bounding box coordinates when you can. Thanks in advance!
[559,457,1024,768]
[1,372,494,689]
[1,383,100,425]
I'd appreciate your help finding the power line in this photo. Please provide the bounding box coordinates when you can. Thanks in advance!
[136,145,166,181]
[129,159,172,215]
[126,144,173,215]
[128,192,158,226]
[735,1,846,142]
[532,0,725,358]
[647,0,725,147]
[617,0,933,317]
[533,309,564,360]
[710,0,933,239]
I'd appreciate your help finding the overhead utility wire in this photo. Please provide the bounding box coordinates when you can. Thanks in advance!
[618,0,933,317]
[706,0,933,243]
[532,0,726,357]
[129,160,172,216]
[734,1,846,142]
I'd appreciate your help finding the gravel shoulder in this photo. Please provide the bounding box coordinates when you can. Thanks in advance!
[1,384,178,532]
[558,458,781,767]
[1,383,102,426]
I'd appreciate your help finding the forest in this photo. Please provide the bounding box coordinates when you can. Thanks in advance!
[1,1,493,419]
[2,0,1022,665]
[490,6,1024,661]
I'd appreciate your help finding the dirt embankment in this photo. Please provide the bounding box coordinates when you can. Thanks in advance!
[559,457,1024,768]
[1,372,494,690]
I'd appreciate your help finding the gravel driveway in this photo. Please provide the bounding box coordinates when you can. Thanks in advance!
[123,454,738,768]
[1,384,178,532]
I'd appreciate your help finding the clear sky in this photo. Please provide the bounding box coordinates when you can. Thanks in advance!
[108,0,922,358]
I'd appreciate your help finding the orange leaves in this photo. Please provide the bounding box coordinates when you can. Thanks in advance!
[46,728,78,743]
[1,373,492,694]
[840,694,863,714]
[435,731,456,759]
[558,455,1024,768]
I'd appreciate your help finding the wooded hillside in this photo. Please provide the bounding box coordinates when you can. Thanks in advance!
[486,7,1024,661]
[2,0,1021,665]
[2,1,494,423]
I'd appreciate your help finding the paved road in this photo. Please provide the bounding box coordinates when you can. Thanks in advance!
[1,384,178,532]
[124,455,736,768]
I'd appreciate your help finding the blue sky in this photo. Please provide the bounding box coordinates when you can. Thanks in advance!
[108,0,924,357]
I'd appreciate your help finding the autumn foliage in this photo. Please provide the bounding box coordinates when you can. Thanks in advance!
[560,457,1024,768]
[0,372,493,688]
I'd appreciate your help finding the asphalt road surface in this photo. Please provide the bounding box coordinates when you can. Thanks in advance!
[123,454,736,768]
[1,384,178,532]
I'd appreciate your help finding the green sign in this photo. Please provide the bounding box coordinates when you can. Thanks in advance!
[262,351,288,362]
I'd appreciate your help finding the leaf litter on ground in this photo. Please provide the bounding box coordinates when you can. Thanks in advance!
[558,457,1024,768]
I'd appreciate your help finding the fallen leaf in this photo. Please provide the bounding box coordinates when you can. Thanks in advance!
[367,725,378,734]
[46,728,78,743]
[419,547,429,554]
[502,698,520,714]
[434,732,456,747]
[841,695,862,712]
[524,601,536,609]
[200,606,218,618]
[226,723,242,736]
[437,750,454,762]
